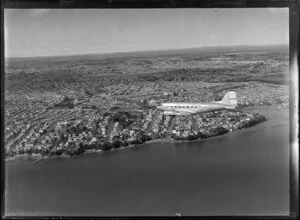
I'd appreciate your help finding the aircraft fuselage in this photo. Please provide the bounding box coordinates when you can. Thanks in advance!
[156,102,235,115]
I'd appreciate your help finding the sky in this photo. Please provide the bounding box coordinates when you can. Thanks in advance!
[5,8,289,57]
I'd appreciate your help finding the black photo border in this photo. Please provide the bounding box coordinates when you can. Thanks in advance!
[1,0,299,219]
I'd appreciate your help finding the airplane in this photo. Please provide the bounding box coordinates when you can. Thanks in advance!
[156,91,238,115]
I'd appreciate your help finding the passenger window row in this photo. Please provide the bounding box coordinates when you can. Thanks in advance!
[173,106,197,108]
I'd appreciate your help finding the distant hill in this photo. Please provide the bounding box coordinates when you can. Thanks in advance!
[6,44,288,65]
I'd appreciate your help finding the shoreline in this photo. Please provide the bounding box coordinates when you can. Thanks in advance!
[5,134,239,163]
[5,136,225,163]
[4,105,280,163]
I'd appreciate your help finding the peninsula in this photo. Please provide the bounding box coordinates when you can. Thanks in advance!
[5,108,266,158]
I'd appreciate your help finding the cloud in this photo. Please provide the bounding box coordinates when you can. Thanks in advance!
[30,9,51,16]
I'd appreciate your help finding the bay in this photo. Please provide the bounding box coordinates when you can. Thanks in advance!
[5,107,289,216]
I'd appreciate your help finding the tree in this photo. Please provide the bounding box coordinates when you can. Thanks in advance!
[100,142,112,151]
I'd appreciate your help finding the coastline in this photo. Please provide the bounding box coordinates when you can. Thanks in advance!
[5,135,226,163]
[4,106,277,163]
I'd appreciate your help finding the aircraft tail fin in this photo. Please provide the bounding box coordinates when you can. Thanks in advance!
[217,91,238,107]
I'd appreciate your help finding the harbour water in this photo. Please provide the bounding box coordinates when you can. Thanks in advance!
[5,107,289,216]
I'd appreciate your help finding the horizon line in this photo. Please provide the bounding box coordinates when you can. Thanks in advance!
[6,43,289,59]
